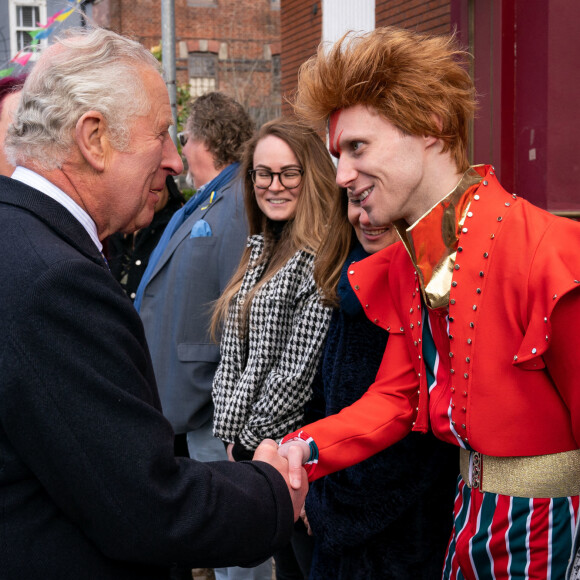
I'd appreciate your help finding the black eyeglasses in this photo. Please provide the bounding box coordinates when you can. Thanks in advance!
[177,132,188,147]
[249,168,304,189]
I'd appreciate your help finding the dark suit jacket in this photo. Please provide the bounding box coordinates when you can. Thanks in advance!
[0,176,293,579]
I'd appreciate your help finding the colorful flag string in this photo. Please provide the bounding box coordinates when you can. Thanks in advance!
[0,0,83,78]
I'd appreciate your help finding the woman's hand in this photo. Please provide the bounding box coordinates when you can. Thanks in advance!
[226,442,235,462]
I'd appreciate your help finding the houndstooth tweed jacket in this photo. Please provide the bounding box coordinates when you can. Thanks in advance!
[212,234,332,452]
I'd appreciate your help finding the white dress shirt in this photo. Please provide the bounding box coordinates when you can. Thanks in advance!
[12,166,102,252]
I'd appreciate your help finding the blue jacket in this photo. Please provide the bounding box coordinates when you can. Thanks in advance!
[138,176,248,434]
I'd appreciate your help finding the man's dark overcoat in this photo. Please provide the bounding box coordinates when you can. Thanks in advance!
[0,176,293,579]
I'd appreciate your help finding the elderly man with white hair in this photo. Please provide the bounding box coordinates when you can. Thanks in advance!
[0,27,306,580]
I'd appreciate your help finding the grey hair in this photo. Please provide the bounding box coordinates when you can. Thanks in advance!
[5,27,162,171]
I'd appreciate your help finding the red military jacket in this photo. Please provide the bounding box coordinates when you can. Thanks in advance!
[291,165,580,481]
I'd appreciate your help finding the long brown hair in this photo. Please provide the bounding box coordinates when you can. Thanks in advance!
[313,188,353,307]
[210,117,338,338]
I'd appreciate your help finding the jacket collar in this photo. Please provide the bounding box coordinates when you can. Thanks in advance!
[145,180,233,283]
[393,166,484,310]
[0,175,105,266]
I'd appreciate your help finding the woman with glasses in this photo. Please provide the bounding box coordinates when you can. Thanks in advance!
[211,118,336,579]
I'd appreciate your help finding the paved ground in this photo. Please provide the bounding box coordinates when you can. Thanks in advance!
[191,570,215,580]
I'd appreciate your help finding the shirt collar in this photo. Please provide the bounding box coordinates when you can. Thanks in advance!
[12,166,102,252]
[393,166,483,310]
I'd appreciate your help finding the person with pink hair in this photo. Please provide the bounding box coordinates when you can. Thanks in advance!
[0,75,26,176]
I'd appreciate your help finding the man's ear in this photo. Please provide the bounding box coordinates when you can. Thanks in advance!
[424,113,444,148]
[424,134,439,149]
[75,111,108,172]
[423,113,443,148]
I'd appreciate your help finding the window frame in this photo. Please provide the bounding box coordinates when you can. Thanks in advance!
[9,0,48,60]
[186,0,217,7]
[188,52,218,99]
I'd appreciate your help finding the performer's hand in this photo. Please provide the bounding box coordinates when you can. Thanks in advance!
[277,439,310,490]
[253,439,308,521]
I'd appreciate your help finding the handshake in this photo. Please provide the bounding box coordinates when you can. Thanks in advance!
[252,438,312,520]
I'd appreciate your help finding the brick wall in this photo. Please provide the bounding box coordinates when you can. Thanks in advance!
[279,0,450,116]
[280,0,322,115]
[90,0,452,124]
[376,0,451,34]
[92,0,281,125]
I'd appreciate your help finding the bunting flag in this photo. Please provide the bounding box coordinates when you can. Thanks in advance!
[0,0,83,77]
[43,9,66,27]
[29,28,52,40]
[11,52,33,67]
[0,67,16,79]
[55,7,77,22]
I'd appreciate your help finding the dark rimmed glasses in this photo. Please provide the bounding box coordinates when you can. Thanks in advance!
[248,168,304,190]
[177,132,188,147]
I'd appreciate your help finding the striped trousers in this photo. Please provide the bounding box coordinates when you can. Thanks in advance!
[442,477,580,579]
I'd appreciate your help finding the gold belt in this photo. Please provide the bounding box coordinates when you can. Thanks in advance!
[459,448,580,498]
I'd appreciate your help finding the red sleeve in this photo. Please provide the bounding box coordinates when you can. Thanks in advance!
[543,286,580,446]
[289,331,419,481]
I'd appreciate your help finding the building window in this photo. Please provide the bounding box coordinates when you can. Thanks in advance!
[189,76,216,98]
[9,0,47,58]
[188,52,218,98]
[272,55,280,94]
[271,0,281,10]
[186,0,217,7]
[15,5,39,51]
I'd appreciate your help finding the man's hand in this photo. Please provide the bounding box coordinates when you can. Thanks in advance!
[253,439,308,521]
[277,439,310,490]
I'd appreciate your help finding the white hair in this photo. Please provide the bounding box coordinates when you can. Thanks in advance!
[5,27,162,170]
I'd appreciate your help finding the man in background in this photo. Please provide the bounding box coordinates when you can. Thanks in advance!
[135,92,272,580]
[108,175,185,300]
[0,27,306,580]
